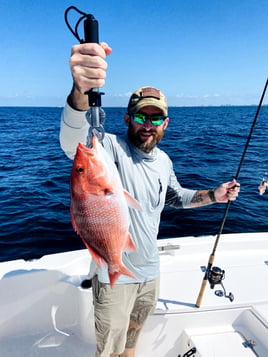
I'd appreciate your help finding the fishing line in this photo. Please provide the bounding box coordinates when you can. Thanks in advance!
[195,77,268,308]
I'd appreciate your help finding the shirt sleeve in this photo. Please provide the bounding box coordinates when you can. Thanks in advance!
[59,103,89,159]
[165,163,196,209]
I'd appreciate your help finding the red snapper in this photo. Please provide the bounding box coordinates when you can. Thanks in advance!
[70,136,140,286]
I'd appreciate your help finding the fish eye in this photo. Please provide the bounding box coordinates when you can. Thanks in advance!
[103,189,113,196]
[76,167,84,173]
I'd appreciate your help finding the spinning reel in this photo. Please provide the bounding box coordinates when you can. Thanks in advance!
[207,266,234,302]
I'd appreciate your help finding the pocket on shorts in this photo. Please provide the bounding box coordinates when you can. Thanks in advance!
[92,275,113,304]
[92,276,106,303]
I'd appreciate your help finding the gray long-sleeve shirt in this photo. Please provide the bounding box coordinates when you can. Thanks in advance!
[60,104,196,283]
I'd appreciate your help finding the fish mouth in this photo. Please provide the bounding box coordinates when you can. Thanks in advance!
[77,142,95,156]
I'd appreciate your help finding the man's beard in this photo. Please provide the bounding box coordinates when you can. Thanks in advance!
[127,123,164,153]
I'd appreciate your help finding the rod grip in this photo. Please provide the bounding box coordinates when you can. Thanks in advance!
[195,279,208,308]
[195,254,215,308]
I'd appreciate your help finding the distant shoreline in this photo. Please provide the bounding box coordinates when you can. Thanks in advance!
[0,104,267,109]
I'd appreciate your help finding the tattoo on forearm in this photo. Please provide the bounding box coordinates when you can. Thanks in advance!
[192,192,203,204]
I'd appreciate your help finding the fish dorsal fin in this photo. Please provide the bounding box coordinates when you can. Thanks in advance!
[123,190,142,210]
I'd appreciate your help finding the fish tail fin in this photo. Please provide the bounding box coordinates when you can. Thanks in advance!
[109,265,137,287]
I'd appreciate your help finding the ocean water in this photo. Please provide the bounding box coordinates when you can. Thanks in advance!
[0,106,267,263]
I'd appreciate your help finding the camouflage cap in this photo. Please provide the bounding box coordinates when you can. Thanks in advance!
[127,86,168,116]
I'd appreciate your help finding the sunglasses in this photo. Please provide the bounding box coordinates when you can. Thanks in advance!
[131,113,167,126]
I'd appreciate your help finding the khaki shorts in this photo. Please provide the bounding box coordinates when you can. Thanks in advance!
[92,275,160,356]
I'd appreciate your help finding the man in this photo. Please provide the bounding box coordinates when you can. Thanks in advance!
[258,179,268,195]
[60,42,240,357]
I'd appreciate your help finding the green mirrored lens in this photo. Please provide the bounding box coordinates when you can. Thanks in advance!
[151,117,164,125]
[132,114,165,126]
[133,113,146,124]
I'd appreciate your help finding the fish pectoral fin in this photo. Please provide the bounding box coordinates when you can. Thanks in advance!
[123,190,142,210]
[125,233,136,252]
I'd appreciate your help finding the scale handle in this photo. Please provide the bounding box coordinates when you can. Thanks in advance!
[83,15,103,109]
[84,15,99,43]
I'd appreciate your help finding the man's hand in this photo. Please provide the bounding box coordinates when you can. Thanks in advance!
[68,42,112,110]
[214,179,240,203]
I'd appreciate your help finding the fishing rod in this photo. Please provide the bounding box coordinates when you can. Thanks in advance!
[64,6,106,147]
[195,77,268,308]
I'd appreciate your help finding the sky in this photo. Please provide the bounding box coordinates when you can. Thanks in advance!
[1,0,267,107]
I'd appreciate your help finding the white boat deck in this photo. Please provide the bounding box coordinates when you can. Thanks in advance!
[0,232,268,356]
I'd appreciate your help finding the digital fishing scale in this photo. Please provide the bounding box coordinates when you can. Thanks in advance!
[64,6,106,146]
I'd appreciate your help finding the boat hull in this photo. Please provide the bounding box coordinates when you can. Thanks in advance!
[0,233,268,356]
